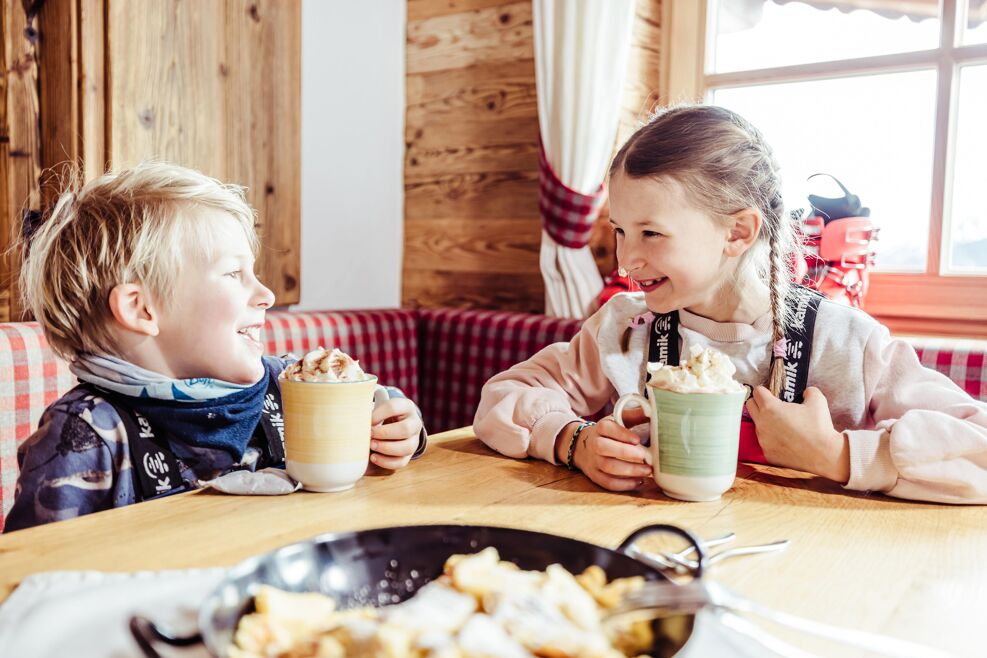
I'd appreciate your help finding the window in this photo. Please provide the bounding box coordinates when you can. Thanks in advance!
[663,0,987,336]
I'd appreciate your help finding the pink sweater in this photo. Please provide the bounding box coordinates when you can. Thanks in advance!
[473,293,987,504]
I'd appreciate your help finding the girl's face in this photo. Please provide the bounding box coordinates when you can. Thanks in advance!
[153,212,276,384]
[609,172,736,316]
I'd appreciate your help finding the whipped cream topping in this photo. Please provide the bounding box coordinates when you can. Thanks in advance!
[280,347,370,382]
[646,343,745,394]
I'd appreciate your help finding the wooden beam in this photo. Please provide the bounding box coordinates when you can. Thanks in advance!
[1,0,43,322]
[36,0,81,208]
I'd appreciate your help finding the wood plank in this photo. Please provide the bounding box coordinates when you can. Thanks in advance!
[406,59,536,120]
[36,0,80,208]
[403,217,540,272]
[407,1,532,74]
[0,0,9,323]
[404,170,538,220]
[406,110,539,149]
[223,0,301,305]
[2,0,42,322]
[407,0,509,22]
[406,141,538,177]
[402,269,544,313]
[78,0,106,182]
[107,0,227,177]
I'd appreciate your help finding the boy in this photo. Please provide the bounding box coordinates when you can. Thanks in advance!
[6,163,424,531]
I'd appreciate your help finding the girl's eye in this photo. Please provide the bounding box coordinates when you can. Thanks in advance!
[643,230,663,238]
[226,270,243,279]
[612,226,624,236]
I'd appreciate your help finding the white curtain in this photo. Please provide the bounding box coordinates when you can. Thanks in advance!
[533,0,637,318]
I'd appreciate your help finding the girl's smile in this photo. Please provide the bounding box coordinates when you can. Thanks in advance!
[633,276,667,293]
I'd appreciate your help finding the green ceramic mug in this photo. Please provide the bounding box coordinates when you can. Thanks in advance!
[613,385,746,501]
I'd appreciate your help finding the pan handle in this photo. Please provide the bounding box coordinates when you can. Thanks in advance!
[129,615,204,658]
[616,523,708,579]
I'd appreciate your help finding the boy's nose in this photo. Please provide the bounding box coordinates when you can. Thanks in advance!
[255,282,276,308]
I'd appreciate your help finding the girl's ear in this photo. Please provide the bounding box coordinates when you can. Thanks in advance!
[724,208,762,257]
[108,283,160,337]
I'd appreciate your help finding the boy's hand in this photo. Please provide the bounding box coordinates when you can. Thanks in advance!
[746,386,850,483]
[557,411,653,492]
[370,398,423,470]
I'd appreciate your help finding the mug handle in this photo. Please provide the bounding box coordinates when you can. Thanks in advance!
[373,385,390,407]
[613,393,655,466]
[612,393,652,429]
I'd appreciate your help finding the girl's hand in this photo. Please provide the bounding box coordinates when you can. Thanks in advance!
[562,414,653,492]
[370,398,423,470]
[746,386,850,483]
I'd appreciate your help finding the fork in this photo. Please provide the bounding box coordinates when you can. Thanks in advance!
[605,581,952,658]
[624,532,789,576]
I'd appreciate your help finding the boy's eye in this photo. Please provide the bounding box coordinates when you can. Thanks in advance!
[611,226,624,236]
[643,230,663,238]
[226,270,243,279]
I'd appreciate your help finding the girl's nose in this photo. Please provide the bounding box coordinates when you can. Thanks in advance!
[617,244,645,274]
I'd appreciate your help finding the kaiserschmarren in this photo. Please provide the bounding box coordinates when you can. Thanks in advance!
[228,547,684,658]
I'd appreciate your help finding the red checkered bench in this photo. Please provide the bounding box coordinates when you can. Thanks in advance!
[0,309,579,531]
[2,309,985,531]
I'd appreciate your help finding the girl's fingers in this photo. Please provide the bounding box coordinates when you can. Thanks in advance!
[745,396,760,420]
[371,435,419,457]
[595,436,649,463]
[597,418,643,445]
[370,452,412,470]
[598,456,653,478]
[594,472,647,492]
[751,385,775,409]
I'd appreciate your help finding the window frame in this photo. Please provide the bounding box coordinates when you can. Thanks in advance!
[661,0,987,337]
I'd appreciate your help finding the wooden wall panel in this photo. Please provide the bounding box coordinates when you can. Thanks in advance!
[222,0,301,302]
[108,0,226,174]
[403,0,662,313]
[106,0,300,304]
[1,0,42,322]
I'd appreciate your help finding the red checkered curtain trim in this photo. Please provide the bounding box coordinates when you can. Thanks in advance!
[538,141,607,249]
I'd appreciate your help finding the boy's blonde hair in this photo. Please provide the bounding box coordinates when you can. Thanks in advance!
[610,104,803,397]
[21,161,259,361]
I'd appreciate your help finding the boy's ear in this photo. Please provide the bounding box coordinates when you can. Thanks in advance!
[108,283,160,337]
[724,208,762,257]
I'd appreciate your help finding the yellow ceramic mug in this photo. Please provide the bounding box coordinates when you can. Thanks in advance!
[280,376,382,492]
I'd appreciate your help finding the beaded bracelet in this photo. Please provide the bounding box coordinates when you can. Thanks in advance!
[566,421,595,471]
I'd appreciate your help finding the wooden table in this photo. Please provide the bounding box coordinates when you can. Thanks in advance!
[1,427,985,656]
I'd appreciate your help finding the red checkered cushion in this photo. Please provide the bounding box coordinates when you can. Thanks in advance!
[0,323,76,527]
[911,336,987,402]
[264,309,419,400]
[417,309,583,432]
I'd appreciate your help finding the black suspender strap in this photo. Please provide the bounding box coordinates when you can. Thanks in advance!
[778,286,823,404]
[258,368,286,465]
[116,405,189,501]
[646,311,680,381]
[645,286,823,403]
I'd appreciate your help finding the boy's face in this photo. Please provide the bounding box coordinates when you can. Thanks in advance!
[154,211,275,384]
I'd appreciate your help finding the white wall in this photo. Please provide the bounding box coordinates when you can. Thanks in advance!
[296,0,405,310]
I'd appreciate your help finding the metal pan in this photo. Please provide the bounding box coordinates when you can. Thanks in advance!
[131,523,707,658]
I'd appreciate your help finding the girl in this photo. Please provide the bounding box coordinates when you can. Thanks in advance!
[473,105,987,504]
